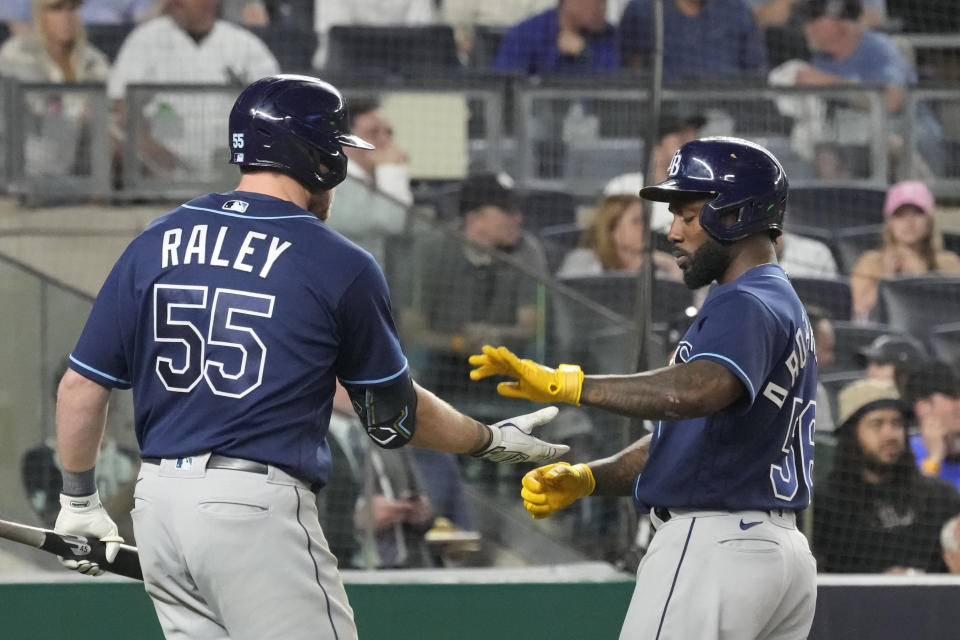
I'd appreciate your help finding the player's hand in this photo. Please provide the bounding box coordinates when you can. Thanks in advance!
[472,407,569,463]
[469,345,584,405]
[521,462,595,519]
[54,492,124,576]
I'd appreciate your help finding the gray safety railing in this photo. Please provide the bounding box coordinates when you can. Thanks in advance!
[2,81,110,203]
[904,88,960,196]
[512,83,890,194]
[121,83,245,201]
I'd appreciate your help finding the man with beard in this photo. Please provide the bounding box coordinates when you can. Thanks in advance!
[470,137,819,639]
[814,378,960,573]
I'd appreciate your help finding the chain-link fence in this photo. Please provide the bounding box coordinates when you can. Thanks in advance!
[2,0,960,577]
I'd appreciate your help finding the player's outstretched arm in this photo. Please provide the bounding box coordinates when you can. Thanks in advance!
[470,345,744,420]
[521,435,652,518]
[409,383,568,463]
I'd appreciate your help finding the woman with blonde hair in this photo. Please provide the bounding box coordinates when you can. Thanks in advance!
[557,194,680,279]
[0,0,109,82]
[851,180,960,322]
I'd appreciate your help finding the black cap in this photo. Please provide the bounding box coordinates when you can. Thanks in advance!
[798,0,862,21]
[857,334,928,368]
[459,172,518,216]
[904,360,960,405]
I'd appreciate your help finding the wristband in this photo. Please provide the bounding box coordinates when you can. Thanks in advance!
[61,467,97,496]
[922,458,942,475]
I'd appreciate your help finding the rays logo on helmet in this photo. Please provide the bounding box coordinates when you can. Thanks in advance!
[667,151,682,177]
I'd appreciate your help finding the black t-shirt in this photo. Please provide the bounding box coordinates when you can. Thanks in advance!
[814,473,960,573]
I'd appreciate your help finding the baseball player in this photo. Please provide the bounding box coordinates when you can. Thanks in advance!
[471,137,818,639]
[52,74,567,640]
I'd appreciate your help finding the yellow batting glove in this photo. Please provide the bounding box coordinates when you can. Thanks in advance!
[468,345,584,405]
[521,462,596,519]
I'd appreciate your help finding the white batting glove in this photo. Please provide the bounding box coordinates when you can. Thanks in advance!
[54,492,124,576]
[473,407,569,463]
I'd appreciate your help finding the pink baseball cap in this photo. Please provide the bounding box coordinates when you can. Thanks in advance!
[884,180,934,218]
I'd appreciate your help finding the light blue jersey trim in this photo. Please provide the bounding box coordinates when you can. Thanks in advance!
[69,355,131,385]
[761,273,791,284]
[687,352,756,399]
[182,203,316,221]
[340,359,409,385]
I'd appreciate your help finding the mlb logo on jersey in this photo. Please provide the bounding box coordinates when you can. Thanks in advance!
[222,199,249,213]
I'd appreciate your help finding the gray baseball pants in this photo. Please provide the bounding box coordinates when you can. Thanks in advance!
[132,454,357,640]
[620,509,817,640]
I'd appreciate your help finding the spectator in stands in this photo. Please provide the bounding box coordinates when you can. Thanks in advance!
[311,0,434,69]
[1,0,163,35]
[556,194,681,279]
[0,0,109,82]
[0,0,112,176]
[109,0,279,180]
[400,172,548,404]
[791,0,944,176]
[318,384,364,567]
[811,142,854,181]
[492,0,619,74]
[340,98,413,207]
[904,361,960,491]
[320,383,437,569]
[814,378,960,573]
[807,305,836,431]
[325,98,412,266]
[850,180,960,322]
[775,231,839,278]
[857,333,928,393]
[942,515,960,573]
[619,0,768,81]
[442,0,552,62]
[604,113,706,233]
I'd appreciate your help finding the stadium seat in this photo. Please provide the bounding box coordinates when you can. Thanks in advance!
[518,188,578,232]
[830,321,905,372]
[790,276,853,321]
[538,223,582,274]
[786,184,886,232]
[876,275,960,338]
[551,274,693,373]
[942,230,960,256]
[325,25,461,76]
[929,323,960,369]
[248,26,318,73]
[0,22,9,46]
[833,224,883,274]
[85,23,134,63]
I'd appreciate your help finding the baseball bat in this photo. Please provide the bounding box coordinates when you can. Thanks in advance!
[0,518,142,581]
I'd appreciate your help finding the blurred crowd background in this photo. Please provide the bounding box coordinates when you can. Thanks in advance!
[2,0,960,579]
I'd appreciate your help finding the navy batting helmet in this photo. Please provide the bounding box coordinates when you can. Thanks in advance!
[640,136,788,242]
[228,74,374,191]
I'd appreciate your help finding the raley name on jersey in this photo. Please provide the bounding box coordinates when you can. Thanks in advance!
[161,224,292,279]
